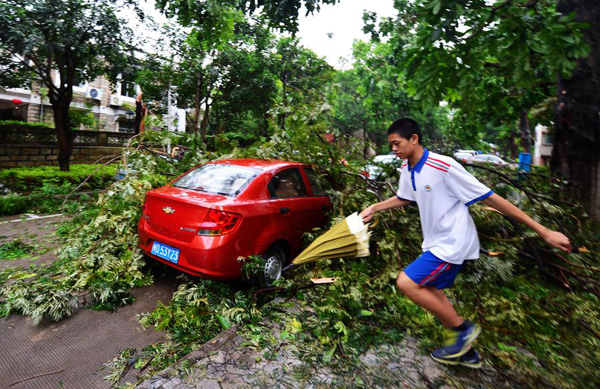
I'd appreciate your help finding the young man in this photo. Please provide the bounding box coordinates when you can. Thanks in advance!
[360,118,571,368]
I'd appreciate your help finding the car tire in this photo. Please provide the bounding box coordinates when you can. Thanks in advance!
[261,246,286,287]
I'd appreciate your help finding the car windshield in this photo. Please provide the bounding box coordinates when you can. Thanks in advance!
[173,164,260,196]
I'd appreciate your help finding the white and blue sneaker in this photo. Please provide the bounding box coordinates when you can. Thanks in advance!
[431,347,482,369]
[432,320,481,359]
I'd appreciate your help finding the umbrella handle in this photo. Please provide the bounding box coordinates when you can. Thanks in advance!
[368,216,379,229]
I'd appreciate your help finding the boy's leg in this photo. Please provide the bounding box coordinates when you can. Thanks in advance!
[396,272,463,328]
[399,252,480,359]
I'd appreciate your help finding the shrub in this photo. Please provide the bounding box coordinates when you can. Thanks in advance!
[0,120,54,129]
[0,164,117,194]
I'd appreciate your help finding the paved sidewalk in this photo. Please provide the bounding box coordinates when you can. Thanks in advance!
[0,213,67,271]
[0,214,181,388]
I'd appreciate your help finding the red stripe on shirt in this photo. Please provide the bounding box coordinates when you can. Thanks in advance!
[425,162,448,172]
[419,263,446,285]
[426,160,449,170]
[427,156,450,167]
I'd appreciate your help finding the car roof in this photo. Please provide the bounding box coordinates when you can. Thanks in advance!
[207,159,307,172]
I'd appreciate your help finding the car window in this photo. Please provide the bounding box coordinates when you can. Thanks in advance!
[173,164,259,196]
[268,168,307,198]
[305,168,327,196]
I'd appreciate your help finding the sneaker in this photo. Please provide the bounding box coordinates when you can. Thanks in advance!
[434,320,481,358]
[431,348,482,369]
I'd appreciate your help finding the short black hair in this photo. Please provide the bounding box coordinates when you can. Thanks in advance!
[386,118,422,144]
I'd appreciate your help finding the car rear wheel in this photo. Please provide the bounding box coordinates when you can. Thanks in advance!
[261,246,286,287]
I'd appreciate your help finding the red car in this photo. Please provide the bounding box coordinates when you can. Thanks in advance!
[138,159,332,285]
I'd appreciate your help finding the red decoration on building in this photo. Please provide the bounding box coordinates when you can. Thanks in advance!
[12,98,23,105]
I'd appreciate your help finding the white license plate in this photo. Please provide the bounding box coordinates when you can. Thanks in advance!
[151,241,180,264]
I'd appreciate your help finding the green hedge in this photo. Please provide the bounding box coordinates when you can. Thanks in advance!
[0,194,30,216]
[0,181,100,216]
[0,120,54,130]
[0,164,118,194]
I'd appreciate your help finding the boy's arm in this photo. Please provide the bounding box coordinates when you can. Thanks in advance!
[482,193,571,252]
[360,196,410,222]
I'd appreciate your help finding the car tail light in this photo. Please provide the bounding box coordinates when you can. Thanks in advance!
[197,209,241,235]
[361,170,370,178]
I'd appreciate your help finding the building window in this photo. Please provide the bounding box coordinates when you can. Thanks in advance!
[118,120,135,133]
[542,132,553,145]
[120,80,137,98]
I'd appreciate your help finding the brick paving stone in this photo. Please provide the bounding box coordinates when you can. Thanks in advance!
[193,378,220,389]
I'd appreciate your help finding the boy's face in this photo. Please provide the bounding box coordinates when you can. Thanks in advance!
[388,133,418,159]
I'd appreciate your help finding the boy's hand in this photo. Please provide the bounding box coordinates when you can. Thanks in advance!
[542,230,572,253]
[360,206,376,223]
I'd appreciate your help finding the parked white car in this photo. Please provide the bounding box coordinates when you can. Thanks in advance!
[362,154,402,181]
[466,154,512,168]
[453,150,478,162]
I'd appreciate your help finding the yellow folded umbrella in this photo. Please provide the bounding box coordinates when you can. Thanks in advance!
[284,212,371,270]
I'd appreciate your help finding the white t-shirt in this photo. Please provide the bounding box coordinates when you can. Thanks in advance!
[397,149,493,264]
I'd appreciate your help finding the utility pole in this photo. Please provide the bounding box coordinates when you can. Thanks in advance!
[167,82,172,133]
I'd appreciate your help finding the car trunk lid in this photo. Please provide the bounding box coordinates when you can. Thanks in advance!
[144,187,229,242]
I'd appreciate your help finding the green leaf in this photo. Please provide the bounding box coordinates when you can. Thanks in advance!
[323,347,335,363]
[289,318,302,334]
[134,358,145,369]
[216,314,231,329]
[497,342,517,351]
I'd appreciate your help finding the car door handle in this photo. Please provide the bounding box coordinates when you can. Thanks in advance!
[280,208,290,214]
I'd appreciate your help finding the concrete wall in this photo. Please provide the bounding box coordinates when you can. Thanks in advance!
[0,145,123,168]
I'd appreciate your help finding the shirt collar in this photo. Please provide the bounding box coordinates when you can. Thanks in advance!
[408,148,429,173]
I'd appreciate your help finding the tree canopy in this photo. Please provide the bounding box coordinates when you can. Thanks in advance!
[0,0,137,170]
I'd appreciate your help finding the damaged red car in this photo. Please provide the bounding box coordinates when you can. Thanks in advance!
[138,159,332,285]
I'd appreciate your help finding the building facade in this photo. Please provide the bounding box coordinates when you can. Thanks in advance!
[533,124,554,166]
[0,71,187,133]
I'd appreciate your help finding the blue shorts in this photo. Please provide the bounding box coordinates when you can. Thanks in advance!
[403,251,465,289]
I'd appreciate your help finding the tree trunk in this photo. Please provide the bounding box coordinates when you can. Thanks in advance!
[552,0,600,220]
[52,100,73,172]
[519,110,531,153]
[508,126,519,159]
[200,99,210,140]
[191,74,203,134]
[278,73,287,130]
[263,110,270,138]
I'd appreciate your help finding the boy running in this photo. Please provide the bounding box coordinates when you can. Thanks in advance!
[360,118,571,367]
